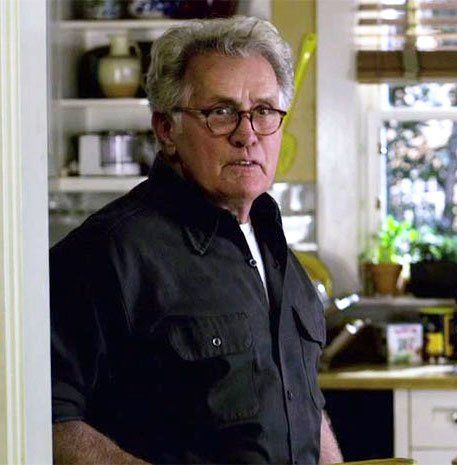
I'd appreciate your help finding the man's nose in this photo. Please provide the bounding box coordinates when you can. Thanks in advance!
[228,114,258,147]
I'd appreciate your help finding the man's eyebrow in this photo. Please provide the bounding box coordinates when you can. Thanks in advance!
[204,95,278,107]
[204,96,240,107]
[254,97,277,106]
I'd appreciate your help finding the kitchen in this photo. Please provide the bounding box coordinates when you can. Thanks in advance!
[1,1,456,464]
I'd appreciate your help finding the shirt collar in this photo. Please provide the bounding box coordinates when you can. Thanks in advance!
[146,156,282,255]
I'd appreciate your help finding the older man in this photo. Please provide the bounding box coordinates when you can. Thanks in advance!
[51,16,342,465]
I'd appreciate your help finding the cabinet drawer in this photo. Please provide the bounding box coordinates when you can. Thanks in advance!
[412,448,457,465]
[411,390,457,448]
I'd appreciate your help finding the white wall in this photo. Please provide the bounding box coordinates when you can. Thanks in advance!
[0,0,52,463]
[317,0,360,295]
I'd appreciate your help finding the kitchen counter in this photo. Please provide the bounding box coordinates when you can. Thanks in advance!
[319,364,457,390]
[357,296,455,308]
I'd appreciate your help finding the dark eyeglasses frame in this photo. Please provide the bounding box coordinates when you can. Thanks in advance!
[172,106,287,136]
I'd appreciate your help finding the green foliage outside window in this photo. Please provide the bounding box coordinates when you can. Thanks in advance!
[384,119,457,234]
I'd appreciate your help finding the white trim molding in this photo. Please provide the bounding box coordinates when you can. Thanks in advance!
[317,0,360,294]
[0,0,52,463]
[0,1,27,462]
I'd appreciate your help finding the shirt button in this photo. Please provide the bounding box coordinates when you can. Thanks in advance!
[212,337,222,347]
[273,259,280,269]
[248,258,257,267]
[287,390,293,401]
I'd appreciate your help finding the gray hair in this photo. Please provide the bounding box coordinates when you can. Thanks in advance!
[145,16,294,114]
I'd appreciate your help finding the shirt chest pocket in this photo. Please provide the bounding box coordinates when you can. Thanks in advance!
[292,304,326,410]
[168,312,259,423]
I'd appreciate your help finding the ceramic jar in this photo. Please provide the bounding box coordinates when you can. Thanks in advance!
[98,34,141,98]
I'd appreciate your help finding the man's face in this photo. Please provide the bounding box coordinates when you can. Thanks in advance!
[163,53,283,210]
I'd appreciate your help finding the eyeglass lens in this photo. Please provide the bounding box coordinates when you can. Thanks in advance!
[208,109,283,135]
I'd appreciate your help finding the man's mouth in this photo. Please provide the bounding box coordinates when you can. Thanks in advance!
[230,160,259,167]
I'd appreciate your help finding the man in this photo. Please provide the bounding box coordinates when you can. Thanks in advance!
[51,16,343,465]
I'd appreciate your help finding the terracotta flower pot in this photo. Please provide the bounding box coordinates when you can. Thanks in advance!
[370,263,402,295]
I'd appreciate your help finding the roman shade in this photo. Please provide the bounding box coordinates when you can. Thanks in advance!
[357,0,457,82]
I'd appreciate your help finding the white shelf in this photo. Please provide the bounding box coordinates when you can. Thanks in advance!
[49,176,147,193]
[57,98,149,109]
[58,19,187,31]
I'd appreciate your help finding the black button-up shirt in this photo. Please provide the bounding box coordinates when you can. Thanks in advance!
[50,158,326,464]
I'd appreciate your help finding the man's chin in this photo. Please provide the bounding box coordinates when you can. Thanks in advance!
[219,187,267,207]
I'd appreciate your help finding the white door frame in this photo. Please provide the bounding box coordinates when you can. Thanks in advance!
[0,0,52,463]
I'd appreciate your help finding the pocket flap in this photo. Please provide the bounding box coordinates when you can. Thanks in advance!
[293,303,326,347]
[168,313,252,361]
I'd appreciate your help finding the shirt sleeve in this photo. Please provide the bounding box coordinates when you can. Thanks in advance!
[50,235,108,423]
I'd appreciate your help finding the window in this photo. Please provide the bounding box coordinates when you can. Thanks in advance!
[383,84,457,234]
[363,83,457,240]
[356,1,457,246]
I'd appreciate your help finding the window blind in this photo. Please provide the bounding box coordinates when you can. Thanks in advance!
[357,0,457,82]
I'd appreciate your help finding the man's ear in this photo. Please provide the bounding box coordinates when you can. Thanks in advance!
[152,112,176,155]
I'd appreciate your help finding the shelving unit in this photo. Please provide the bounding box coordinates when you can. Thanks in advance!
[49,1,277,193]
[49,0,273,190]
[49,6,164,180]
[49,2,318,251]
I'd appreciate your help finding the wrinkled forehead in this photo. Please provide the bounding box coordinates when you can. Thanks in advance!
[180,52,283,108]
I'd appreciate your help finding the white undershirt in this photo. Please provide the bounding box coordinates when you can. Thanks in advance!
[239,222,269,300]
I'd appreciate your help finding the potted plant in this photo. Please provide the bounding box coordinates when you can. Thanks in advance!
[362,216,413,295]
[408,231,457,298]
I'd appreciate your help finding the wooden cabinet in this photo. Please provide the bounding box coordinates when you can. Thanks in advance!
[395,389,457,465]
[413,450,457,465]
[320,363,457,465]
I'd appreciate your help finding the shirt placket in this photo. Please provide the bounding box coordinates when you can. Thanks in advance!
[276,262,310,465]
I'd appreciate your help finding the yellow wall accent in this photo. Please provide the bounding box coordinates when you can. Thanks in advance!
[272,0,316,182]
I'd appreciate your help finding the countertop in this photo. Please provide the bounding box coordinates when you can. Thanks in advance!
[318,364,457,390]
[356,296,455,307]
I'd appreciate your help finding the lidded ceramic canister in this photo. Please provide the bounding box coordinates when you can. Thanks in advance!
[98,34,141,98]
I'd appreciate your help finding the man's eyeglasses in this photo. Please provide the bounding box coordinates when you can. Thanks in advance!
[172,106,287,136]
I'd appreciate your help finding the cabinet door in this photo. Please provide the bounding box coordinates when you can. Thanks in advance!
[411,390,457,449]
[412,449,457,465]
